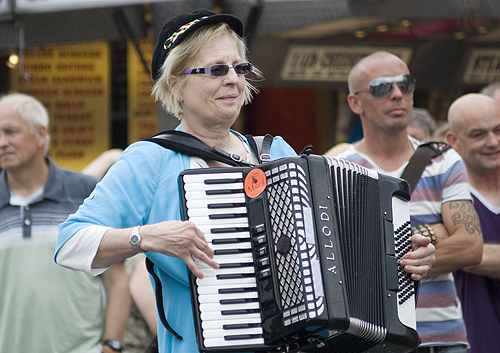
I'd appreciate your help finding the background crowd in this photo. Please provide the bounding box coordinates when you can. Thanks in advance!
[0,7,499,353]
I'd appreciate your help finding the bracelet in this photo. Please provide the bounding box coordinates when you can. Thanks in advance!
[411,224,437,245]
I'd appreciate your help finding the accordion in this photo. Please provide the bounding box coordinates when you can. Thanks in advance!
[179,154,419,353]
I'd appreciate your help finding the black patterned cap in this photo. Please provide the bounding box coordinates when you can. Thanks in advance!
[151,8,244,82]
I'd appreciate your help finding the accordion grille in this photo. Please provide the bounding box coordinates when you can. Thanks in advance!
[267,180,305,309]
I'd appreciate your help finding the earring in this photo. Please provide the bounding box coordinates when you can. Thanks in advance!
[178,101,183,119]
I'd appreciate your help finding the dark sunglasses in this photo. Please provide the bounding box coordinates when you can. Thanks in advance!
[182,63,253,77]
[354,74,416,99]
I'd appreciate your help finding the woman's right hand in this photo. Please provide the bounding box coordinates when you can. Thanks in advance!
[141,220,219,279]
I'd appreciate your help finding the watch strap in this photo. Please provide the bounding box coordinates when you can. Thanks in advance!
[102,339,123,352]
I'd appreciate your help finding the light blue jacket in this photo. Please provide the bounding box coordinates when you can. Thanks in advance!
[56,131,297,353]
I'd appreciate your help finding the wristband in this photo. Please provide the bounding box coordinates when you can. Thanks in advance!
[412,224,436,245]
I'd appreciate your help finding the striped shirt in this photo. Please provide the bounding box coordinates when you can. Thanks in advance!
[0,158,102,353]
[336,136,471,347]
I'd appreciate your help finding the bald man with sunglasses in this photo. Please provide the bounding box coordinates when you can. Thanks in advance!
[335,51,483,353]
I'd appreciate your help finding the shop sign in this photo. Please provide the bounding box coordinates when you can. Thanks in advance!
[11,42,111,172]
[280,45,413,82]
[127,37,158,144]
[463,48,500,84]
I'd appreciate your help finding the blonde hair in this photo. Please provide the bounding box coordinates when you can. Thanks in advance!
[152,23,262,119]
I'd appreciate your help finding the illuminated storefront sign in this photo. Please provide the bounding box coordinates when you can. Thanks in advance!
[127,37,158,144]
[280,45,413,82]
[11,42,111,172]
[463,48,500,84]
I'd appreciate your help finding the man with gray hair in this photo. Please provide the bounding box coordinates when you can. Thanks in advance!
[0,93,130,353]
[480,82,500,104]
[407,108,438,142]
[446,93,500,353]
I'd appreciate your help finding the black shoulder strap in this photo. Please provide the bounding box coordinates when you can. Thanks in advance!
[146,130,254,167]
[145,257,183,341]
[400,141,451,194]
[245,134,273,163]
[143,130,274,341]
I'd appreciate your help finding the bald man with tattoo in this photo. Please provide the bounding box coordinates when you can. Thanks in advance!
[335,51,483,353]
[446,93,500,353]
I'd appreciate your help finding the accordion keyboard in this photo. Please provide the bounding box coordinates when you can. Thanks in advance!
[182,171,265,349]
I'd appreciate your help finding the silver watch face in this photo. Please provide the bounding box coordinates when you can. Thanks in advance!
[130,234,140,245]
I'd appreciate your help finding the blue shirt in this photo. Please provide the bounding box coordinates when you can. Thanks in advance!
[56,132,297,353]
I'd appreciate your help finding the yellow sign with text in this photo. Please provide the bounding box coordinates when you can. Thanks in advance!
[11,42,111,172]
[127,38,158,144]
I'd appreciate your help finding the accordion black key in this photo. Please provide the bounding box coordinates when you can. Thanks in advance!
[179,154,419,353]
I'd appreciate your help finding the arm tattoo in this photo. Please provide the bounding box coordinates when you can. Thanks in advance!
[448,200,481,235]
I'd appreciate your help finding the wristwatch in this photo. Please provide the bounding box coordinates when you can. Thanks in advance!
[102,339,123,352]
[129,226,144,253]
